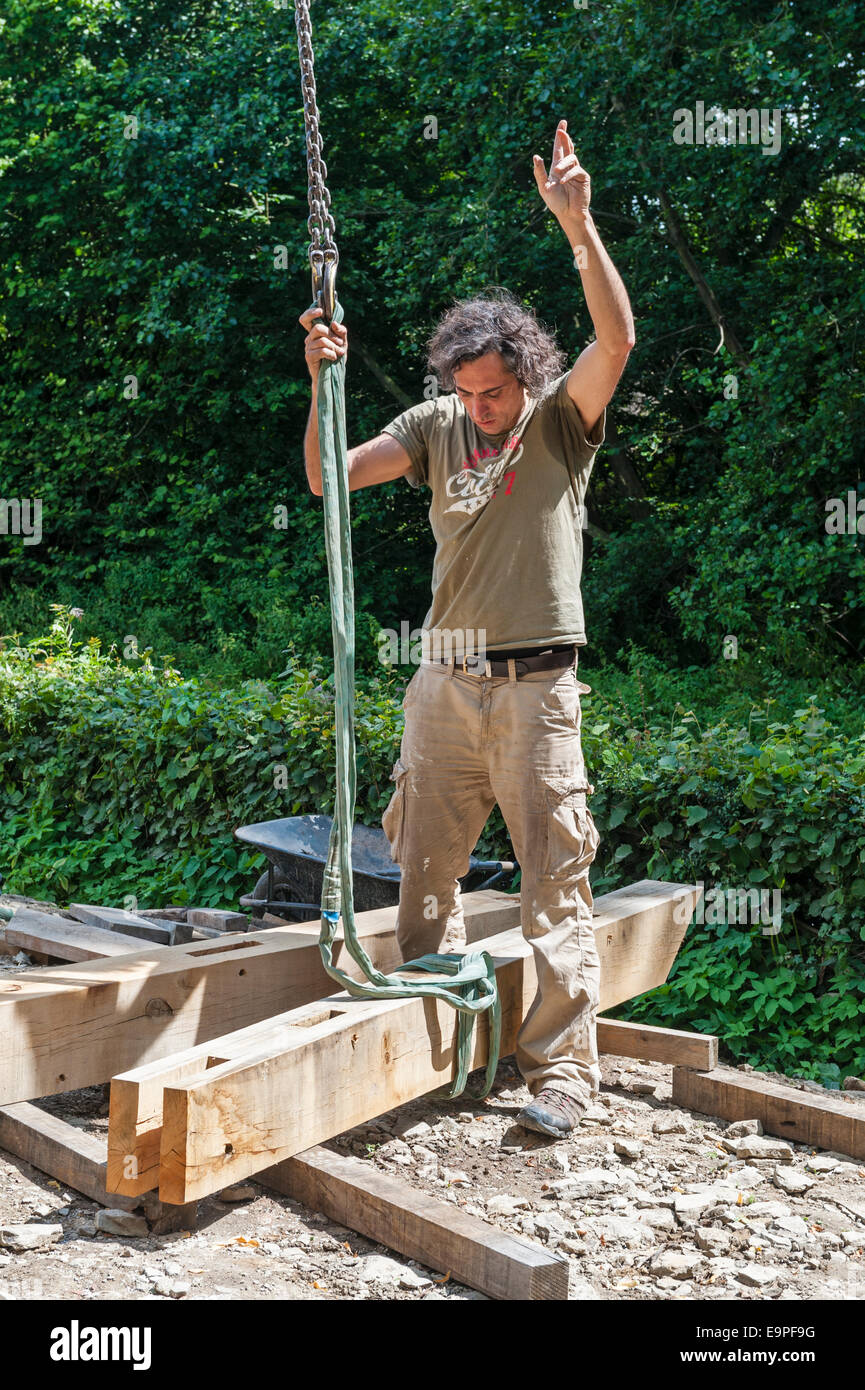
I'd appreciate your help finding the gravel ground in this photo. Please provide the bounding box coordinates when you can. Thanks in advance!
[1,921,864,1303]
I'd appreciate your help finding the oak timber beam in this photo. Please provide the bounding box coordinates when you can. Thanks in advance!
[150,882,698,1203]
[109,1013,717,1200]
[156,932,533,1203]
[598,1018,718,1070]
[0,890,521,1105]
[672,1065,865,1160]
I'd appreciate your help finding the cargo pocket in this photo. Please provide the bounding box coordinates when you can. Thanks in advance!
[541,776,600,881]
[381,758,409,863]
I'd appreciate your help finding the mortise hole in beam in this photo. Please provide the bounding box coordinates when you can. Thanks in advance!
[286,1008,345,1029]
[185,940,262,958]
[196,1010,346,1072]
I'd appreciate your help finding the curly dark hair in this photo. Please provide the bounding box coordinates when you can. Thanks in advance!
[425,287,567,399]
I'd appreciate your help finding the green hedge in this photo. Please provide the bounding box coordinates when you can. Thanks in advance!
[2,608,864,1088]
[0,607,417,909]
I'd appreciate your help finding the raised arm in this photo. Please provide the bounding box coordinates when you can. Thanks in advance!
[534,119,635,438]
[299,306,415,495]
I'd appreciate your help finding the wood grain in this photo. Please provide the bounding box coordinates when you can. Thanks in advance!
[598,1017,717,1069]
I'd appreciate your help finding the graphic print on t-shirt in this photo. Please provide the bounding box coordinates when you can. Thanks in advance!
[379,372,606,649]
[443,434,525,516]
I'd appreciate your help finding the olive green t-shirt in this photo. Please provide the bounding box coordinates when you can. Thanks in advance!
[381,372,605,651]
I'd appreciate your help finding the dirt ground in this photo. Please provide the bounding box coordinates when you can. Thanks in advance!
[1,917,864,1303]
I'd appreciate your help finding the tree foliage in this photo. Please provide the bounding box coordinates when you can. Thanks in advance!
[0,0,862,679]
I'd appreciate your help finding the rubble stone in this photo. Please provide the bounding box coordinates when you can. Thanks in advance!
[0,1223,63,1252]
[94,1209,149,1238]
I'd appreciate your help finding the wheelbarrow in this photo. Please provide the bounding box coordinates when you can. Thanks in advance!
[235,815,516,924]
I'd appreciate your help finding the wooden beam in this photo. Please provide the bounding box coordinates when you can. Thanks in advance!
[186,910,248,933]
[150,882,697,1203]
[113,1005,717,1198]
[672,1065,865,1160]
[0,891,521,1105]
[108,880,696,1200]
[264,1145,568,1300]
[598,1017,718,1070]
[69,904,192,946]
[4,909,162,963]
[157,934,531,1203]
[107,1002,354,1196]
[0,1102,197,1232]
[0,1101,140,1210]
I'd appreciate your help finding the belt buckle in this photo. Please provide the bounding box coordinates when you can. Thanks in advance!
[461,655,484,677]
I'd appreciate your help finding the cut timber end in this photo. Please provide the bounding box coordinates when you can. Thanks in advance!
[147,882,697,1204]
[106,1000,364,1196]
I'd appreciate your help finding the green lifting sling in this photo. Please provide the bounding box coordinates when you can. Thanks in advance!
[294,1,501,1099]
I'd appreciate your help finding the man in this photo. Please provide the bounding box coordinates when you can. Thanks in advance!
[300,120,634,1137]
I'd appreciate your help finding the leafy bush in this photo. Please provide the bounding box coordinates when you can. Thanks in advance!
[0,606,411,908]
[1,0,862,681]
[582,647,865,1088]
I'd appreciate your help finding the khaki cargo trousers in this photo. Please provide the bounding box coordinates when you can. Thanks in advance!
[381,653,602,1105]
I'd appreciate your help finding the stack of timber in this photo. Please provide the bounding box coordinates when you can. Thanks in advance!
[2,907,166,963]
[67,904,195,946]
[0,901,258,965]
[0,889,525,1102]
[0,887,537,1288]
[1,877,859,1298]
[101,880,700,1207]
[0,881,707,1298]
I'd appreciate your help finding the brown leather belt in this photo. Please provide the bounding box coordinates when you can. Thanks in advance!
[427,645,577,679]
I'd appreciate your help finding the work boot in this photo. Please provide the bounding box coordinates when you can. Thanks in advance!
[517,1088,587,1138]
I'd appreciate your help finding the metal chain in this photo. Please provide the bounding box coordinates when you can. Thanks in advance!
[294,0,338,317]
